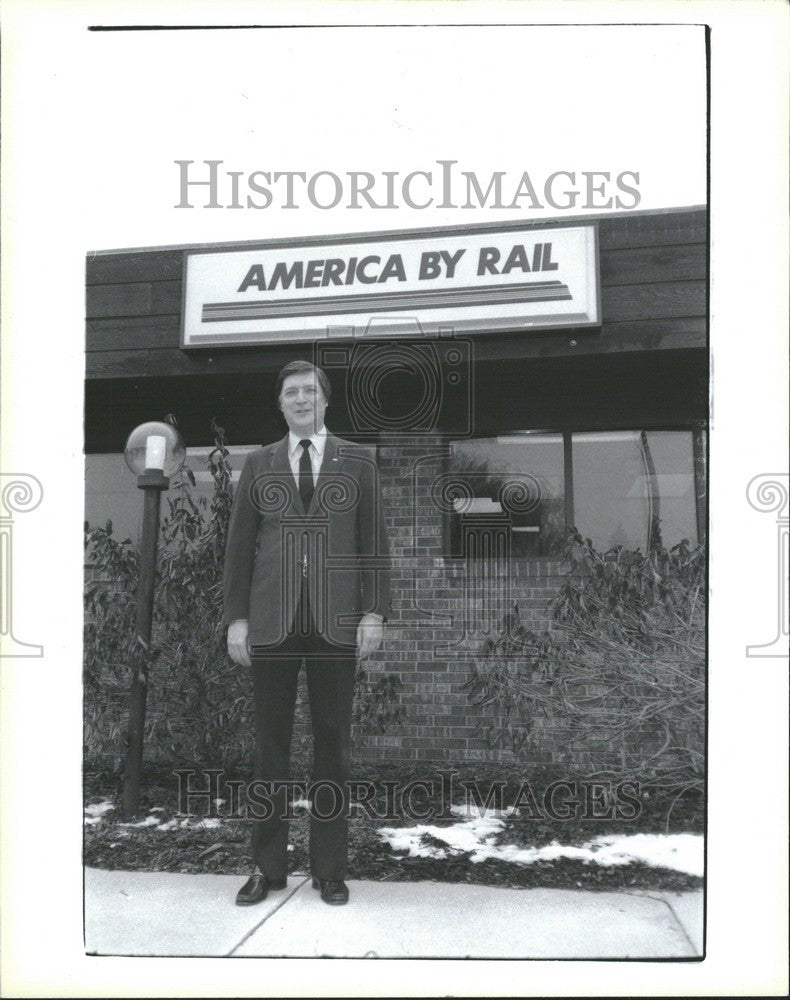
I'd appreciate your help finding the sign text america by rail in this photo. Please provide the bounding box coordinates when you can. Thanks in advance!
[237,243,560,292]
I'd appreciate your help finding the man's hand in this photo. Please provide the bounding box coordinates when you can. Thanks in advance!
[227,619,251,667]
[356,613,384,660]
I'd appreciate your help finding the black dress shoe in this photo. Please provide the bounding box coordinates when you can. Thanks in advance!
[235,873,287,906]
[311,877,349,905]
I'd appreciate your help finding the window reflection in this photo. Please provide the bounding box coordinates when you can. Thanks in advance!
[84,446,254,545]
[572,431,697,552]
[449,433,566,557]
[447,429,701,559]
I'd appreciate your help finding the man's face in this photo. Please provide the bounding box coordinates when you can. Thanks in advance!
[278,371,328,436]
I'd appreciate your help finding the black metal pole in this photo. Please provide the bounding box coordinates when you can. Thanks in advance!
[122,470,169,820]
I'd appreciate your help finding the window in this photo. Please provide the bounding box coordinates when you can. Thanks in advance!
[446,428,705,559]
[572,431,700,552]
[447,434,566,557]
[84,445,257,545]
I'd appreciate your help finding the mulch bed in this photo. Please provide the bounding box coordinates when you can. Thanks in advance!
[84,762,704,892]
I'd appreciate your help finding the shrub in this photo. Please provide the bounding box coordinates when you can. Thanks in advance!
[466,529,705,811]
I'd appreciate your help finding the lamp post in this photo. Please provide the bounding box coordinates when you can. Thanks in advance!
[121,421,185,819]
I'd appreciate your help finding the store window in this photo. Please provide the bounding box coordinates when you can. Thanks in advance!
[572,431,699,552]
[446,434,566,558]
[84,445,257,546]
[446,428,704,560]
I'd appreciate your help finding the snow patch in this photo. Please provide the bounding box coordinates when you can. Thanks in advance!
[449,803,520,820]
[84,796,232,832]
[155,819,180,831]
[378,813,703,877]
[84,800,115,819]
[585,833,703,877]
[118,815,162,828]
[107,810,227,832]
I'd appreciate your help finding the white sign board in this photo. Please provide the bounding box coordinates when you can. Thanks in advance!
[181,224,600,347]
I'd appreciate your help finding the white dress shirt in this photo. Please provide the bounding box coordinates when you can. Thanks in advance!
[287,425,327,487]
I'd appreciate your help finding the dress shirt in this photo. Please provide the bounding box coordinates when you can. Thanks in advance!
[287,426,327,487]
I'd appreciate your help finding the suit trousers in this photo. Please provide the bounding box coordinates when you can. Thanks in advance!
[249,590,356,882]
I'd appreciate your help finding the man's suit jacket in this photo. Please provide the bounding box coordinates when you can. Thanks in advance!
[223,433,391,649]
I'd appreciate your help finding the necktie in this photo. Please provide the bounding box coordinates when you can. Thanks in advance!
[298,439,314,512]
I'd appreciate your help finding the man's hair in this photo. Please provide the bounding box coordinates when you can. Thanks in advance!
[274,360,331,405]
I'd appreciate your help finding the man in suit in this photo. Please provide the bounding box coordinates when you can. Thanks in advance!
[224,360,391,906]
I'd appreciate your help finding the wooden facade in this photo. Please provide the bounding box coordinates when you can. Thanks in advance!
[85,207,707,452]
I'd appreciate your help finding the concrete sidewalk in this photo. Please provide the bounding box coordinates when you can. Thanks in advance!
[85,867,703,959]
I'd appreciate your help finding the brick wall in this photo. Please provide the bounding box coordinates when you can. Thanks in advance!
[343,437,574,767]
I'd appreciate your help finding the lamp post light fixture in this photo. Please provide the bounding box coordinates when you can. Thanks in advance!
[121,421,186,819]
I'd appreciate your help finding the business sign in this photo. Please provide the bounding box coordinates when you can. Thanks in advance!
[181,224,599,348]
